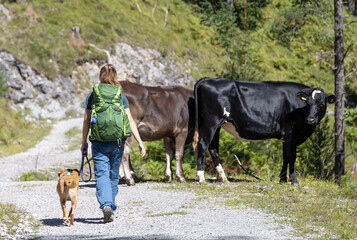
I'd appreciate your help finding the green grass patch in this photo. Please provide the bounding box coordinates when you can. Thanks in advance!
[0,98,52,157]
[17,169,58,181]
[0,202,40,238]
[147,210,188,217]
[160,176,357,240]
[65,126,82,151]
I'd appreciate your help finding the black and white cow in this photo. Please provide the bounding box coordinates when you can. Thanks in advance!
[193,78,336,185]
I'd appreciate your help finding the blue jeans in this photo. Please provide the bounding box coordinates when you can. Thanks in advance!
[92,140,125,213]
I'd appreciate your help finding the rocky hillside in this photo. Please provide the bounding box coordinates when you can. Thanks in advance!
[0,0,215,120]
[0,0,356,121]
[0,43,195,120]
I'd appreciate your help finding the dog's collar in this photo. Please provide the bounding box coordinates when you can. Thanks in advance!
[59,172,73,180]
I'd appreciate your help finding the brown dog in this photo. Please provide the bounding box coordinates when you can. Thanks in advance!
[57,169,79,226]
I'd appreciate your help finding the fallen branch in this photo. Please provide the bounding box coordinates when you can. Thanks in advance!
[84,156,93,166]
[234,155,263,181]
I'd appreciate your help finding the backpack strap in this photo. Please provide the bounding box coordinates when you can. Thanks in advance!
[111,87,129,137]
[89,84,104,142]
[112,86,122,105]
[93,84,105,106]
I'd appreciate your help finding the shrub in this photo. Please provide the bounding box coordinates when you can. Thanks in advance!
[297,115,335,180]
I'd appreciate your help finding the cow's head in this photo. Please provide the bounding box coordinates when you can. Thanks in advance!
[297,88,336,125]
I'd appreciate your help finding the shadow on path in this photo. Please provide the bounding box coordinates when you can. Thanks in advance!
[41,217,103,226]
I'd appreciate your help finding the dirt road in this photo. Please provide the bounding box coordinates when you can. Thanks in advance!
[0,118,299,239]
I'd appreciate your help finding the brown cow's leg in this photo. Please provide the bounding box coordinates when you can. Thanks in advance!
[175,133,187,182]
[122,137,135,186]
[164,137,175,181]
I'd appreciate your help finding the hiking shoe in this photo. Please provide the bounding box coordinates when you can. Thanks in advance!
[103,206,113,223]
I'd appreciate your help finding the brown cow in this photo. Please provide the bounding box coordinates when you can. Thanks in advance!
[119,81,195,185]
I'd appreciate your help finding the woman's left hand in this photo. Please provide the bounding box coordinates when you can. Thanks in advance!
[138,142,146,158]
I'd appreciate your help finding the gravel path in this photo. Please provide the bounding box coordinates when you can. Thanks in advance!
[0,118,300,240]
[0,118,83,182]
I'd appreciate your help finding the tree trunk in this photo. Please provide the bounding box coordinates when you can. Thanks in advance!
[334,0,345,182]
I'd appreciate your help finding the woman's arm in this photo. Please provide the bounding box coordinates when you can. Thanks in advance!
[125,108,146,158]
[81,109,91,155]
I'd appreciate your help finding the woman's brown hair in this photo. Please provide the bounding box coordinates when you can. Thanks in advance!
[99,64,122,88]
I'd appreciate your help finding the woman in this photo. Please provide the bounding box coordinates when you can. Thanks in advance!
[81,64,145,223]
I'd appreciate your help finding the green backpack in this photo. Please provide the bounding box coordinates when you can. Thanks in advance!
[89,83,132,142]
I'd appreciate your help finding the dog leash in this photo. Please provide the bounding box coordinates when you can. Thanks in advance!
[80,142,92,182]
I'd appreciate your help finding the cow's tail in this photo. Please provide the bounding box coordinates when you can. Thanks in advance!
[192,78,206,152]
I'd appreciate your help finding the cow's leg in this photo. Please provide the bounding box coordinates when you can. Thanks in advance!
[208,127,229,183]
[164,137,175,181]
[174,133,187,182]
[122,136,135,186]
[279,144,288,183]
[196,126,220,184]
[281,141,299,186]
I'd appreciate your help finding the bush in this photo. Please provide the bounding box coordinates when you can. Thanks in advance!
[297,115,335,180]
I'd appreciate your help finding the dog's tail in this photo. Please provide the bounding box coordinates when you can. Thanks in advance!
[58,179,65,194]
[58,177,74,194]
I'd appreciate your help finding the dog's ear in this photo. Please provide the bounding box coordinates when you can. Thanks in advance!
[58,172,61,177]
[73,169,80,173]
[67,168,73,172]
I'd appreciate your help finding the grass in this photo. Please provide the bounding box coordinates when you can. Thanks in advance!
[65,126,82,151]
[0,98,52,157]
[0,0,227,81]
[159,175,357,240]
[147,210,188,217]
[0,202,40,238]
[17,169,59,181]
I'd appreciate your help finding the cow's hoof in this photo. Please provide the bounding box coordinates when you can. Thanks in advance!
[217,176,229,183]
[165,175,173,182]
[198,180,207,185]
[125,178,136,186]
[279,178,288,183]
[290,181,299,186]
[177,176,186,182]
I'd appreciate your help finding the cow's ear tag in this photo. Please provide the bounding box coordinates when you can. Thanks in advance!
[300,96,307,101]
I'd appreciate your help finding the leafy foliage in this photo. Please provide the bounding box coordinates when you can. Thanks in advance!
[297,115,335,180]
[270,0,331,47]
[200,1,263,80]
[345,107,357,164]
